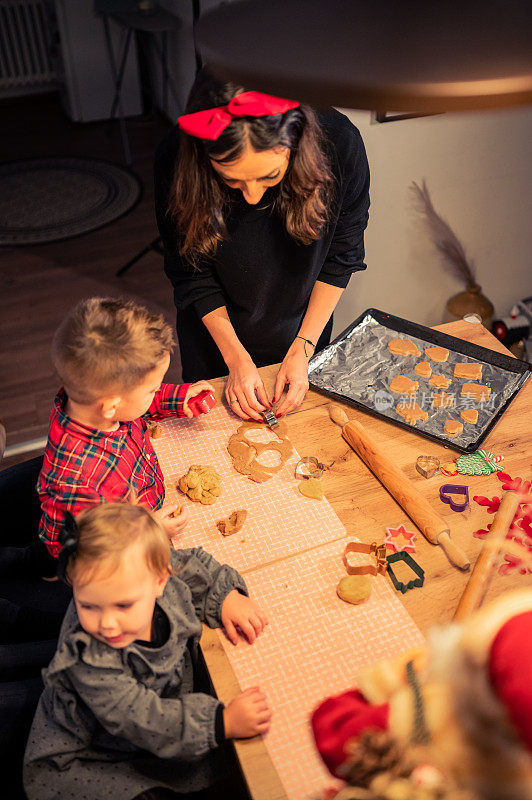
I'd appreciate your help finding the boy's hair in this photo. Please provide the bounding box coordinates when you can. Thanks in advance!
[52,297,175,404]
[66,503,172,587]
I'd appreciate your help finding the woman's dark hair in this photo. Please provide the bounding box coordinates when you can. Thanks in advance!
[169,69,335,267]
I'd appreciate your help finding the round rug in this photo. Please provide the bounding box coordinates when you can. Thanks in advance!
[0,158,142,245]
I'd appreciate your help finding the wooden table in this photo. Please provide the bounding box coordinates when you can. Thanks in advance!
[200,319,532,800]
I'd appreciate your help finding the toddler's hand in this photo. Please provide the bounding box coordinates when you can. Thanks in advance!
[183,381,216,418]
[221,589,269,645]
[154,502,189,538]
[223,687,272,739]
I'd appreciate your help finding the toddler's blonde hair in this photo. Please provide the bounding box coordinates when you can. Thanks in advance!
[66,503,172,587]
[52,297,175,404]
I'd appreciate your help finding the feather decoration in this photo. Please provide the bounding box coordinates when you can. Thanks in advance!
[410,180,476,287]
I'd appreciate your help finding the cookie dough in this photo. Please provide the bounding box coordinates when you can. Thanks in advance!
[396,401,428,426]
[444,420,463,438]
[227,421,293,483]
[146,420,163,439]
[454,362,483,380]
[461,382,491,402]
[329,404,349,426]
[216,509,247,536]
[336,575,372,605]
[390,375,418,394]
[298,476,323,500]
[178,465,222,504]
[461,408,479,424]
[429,374,452,389]
[432,391,454,409]
[388,338,421,357]
[425,346,449,363]
[414,362,432,378]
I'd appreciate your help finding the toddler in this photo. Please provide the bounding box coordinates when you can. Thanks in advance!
[24,502,271,799]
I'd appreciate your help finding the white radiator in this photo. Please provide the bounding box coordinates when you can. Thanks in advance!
[0,0,62,96]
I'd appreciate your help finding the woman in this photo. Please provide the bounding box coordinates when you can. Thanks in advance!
[155,70,370,420]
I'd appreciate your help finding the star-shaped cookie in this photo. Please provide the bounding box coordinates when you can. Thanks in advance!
[384,524,417,553]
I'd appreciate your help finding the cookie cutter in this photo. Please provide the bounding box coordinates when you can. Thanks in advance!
[386,552,425,593]
[415,455,440,479]
[295,456,325,480]
[439,483,469,512]
[262,408,279,429]
[188,390,216,416]
[342,541,388,577]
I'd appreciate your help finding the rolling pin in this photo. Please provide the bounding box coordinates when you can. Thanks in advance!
[453,488,524,621]
[342,418,470,570]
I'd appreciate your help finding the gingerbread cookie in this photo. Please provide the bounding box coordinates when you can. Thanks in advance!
[216,509,247,536]
[414,362,432,378]
[146,420,163,439]
[432,391,454,409]
[390,375,418,395]
[178,465,222,504]
[425,346,449,363]
[429,374,452,390]
[461,408,479,425]
[396,401,428,426]
[444,420,463,438]
[227,421,293,483]
[454,362,483,380]
[336,574,372,605]
[461,382,491,402]
[388,338,421,357]
[298,476,323,500]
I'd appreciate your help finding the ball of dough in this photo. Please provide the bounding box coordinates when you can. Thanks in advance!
[336,575,372,605]
[178,465,222,504]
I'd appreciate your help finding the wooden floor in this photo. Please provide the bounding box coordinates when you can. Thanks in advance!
[0,93,183,468]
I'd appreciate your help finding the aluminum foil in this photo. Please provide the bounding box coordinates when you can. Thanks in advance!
[309,312,530,451]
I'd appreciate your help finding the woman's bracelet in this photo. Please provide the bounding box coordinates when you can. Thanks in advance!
[295,335,316,358]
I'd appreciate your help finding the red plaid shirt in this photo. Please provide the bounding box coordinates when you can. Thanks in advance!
[37,383,189,557]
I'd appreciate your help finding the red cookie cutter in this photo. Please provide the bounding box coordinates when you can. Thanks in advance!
[188,390,216,416]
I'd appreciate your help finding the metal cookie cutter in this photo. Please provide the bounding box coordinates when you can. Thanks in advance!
[262,409,279,429]
[295,456,325,480]
[342,541,388,577]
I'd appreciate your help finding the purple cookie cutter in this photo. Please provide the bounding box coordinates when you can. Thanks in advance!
[439,483,469,512]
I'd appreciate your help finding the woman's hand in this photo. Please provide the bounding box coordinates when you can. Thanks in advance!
[223,687,272,739]
[273,339,312,417]
[221,589,269,645]
[225,354,271,422]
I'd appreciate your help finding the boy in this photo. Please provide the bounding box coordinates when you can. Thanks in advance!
[38,296,214,558]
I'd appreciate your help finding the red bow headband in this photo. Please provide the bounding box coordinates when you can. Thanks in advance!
[177,91,300,140]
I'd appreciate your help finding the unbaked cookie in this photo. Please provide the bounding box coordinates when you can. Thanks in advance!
[429,374,452,390]
[329,404,349,426]
[444,420,463,438]
[216,509,247,536]
[454,362,483,380]
[388,338,421,357]
[432,391,454,409]
[396,400,428,426]
[461,382,491,402]
[146,420,163,439]
[390,375,418,394]
[461,408,479,424]
[178,465,222,504]
[414,362,432,378]
[425,346,449,363]
[336,575,372,605]
[298,476,323,500]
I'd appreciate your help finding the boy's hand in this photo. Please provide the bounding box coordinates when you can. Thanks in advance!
[183,381,216,418]
[223,687,272,739]
[221,589,269,645]
[154,502,189,538]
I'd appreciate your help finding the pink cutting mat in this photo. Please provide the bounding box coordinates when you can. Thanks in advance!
[219,540,424,800]
[151,406,349,572]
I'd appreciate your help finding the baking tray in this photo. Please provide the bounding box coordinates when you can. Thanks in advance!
[308,308,531,453]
